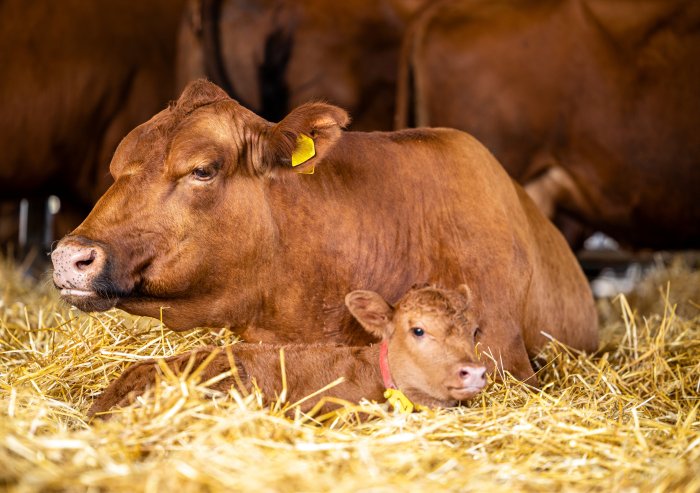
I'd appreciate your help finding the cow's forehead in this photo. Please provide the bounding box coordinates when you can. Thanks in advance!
[109,116,165,173]
[114,103,234,172]
[172,108,235,146]
[153,103,219,140]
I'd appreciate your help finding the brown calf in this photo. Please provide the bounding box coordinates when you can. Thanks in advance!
[88,285,487,417]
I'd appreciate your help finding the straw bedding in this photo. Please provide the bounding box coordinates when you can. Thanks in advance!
[1,256,699,492]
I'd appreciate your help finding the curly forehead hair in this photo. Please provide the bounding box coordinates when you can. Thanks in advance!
[169,79,230,116]
[397,286,472,320]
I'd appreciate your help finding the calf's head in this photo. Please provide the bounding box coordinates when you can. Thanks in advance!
[51,79,348,329]
[345,285,487,406]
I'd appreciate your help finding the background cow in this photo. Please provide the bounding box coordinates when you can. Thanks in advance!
[176,0,429,129]
[0,0,186,258]
[396,0,700,249]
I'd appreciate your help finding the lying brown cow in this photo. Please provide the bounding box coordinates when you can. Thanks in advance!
[396,0,700,248]
[51,79,597,383]
[88,285,488,417]
[177,0,429,129]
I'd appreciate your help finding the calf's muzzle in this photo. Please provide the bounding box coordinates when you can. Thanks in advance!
[447,363,487,401]
[459,365,487,389]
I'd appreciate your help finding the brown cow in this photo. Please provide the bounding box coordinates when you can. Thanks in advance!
[0,0,186,248]
[396,0,700,249]
[176,0,429,129]
[87,285,488,417]
[51,79,597,384]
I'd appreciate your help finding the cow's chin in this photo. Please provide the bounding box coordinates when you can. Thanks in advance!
[60,289,120,312]
[113,298,210,332]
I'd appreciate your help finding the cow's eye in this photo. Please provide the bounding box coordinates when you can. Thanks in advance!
[191,166,217,181]
[474,326,482,338]
[411,327,425,337]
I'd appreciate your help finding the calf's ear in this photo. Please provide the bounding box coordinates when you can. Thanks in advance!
[457,284,472,304]
[257,102,350,174]
[345,290,394,339]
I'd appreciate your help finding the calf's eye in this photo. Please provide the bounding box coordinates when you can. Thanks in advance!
[411,327,425,337]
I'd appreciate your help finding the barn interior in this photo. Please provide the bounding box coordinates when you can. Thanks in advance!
[1,1,699,491]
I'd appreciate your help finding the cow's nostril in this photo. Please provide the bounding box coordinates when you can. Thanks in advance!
[75,250,97,270]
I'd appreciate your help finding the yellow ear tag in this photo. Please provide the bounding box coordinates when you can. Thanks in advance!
[384,388,415,414]
[291,134,315,174]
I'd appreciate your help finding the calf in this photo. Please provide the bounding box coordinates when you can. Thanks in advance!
[88,285,487,417]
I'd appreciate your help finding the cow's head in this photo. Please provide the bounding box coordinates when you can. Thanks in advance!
[51,79,349,329]
[345,284,487,406]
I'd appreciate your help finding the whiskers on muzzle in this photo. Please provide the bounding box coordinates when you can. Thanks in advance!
[91,260,134,302]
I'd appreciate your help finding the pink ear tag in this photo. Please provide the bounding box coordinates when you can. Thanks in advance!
[292,134,315,174]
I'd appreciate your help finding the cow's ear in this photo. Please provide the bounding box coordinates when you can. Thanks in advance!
[257,103,350,174]
[345,290,394,339]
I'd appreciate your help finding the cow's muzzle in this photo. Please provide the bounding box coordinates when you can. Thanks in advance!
[51,236,120,311]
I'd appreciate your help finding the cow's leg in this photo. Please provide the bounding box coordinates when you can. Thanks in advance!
[478,318,538,388]
[88,348,217,419]
[503,331,538,386]
[524,166,594,221]
[553,212,593,252]
[524,166,597,248]
[87,359,165,419]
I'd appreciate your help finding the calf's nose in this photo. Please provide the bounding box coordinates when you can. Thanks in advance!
[459,365,487,388]
[51,240,107,291]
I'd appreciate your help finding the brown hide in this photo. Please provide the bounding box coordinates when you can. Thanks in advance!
[87,286,487,418]
[395,0,700,249]
[87,344,384,418]
[0,0,186,242]
[176,0,429,129]
[52,80,597,383]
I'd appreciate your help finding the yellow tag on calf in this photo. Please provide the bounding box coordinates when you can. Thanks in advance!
[292,134,316,174]
[384,388,415,414]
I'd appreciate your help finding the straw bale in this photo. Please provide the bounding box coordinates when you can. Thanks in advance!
[1,256,698,492]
